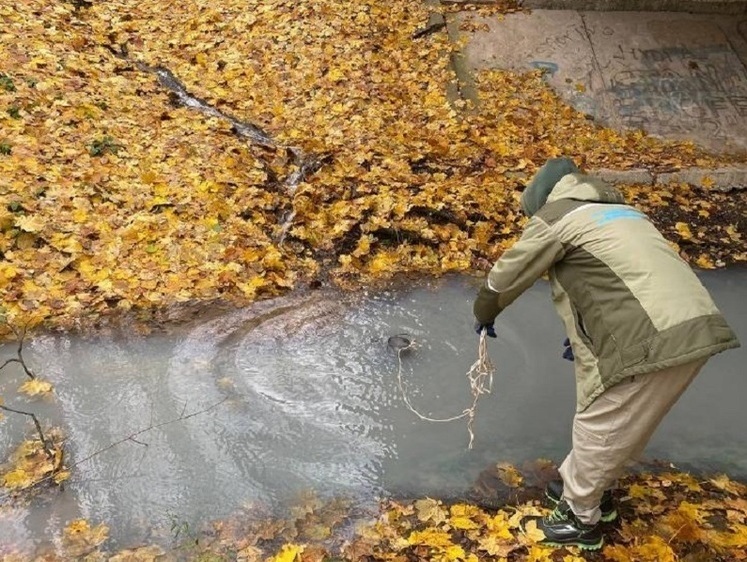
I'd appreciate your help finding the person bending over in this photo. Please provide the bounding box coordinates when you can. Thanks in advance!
[473,157,740,550]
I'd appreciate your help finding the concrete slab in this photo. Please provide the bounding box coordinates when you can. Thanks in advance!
[521,0,747,15]
[460,10,747,154]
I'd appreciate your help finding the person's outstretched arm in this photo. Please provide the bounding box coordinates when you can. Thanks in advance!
[473,216,565,330]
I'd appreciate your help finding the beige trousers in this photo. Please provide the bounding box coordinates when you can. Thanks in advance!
[559,357,708,524]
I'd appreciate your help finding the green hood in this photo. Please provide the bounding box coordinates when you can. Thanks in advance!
[521,157,579,217]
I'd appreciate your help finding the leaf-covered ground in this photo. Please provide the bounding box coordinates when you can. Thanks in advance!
[0,0,745,337]
[2,460,746,561]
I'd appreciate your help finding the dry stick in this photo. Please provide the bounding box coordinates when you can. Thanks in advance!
[65,397,228,472]
[1,325,36,380]
[0,329,50,457]
[0,397,228,501]
[0,404,54,458]
[396,331,495,449]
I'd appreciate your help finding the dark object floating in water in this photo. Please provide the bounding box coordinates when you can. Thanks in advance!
[388,335,412,351]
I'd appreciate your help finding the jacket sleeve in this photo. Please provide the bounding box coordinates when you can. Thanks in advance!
[473,217,565,323]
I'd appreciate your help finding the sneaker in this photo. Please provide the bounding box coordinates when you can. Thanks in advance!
[545,479,618,522]
[521,499,604,551]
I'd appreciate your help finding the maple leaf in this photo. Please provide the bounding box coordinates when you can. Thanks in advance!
[476,534,516,557]
[520,519,546,543]
[414,498,447,524]
[711,474,747,496]
[2,468,34,490]
[18,379,53,397]
[53,469,71,484]
[675,222,693,240]
[408,528,454,549]
[269,544,305,562]
[63,518,109,558]
[14,215,45,233]
[495,462,523,488]
[635,535,677,562]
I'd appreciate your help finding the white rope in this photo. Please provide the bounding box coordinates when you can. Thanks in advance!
[395,331,495,449]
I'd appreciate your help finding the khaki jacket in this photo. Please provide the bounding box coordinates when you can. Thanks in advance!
[478,173,740,411]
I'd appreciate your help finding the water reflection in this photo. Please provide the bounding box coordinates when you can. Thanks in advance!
[0,270,744,551]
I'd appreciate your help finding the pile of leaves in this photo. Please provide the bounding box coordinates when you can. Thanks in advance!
[2,463,745,561]
[0,0,745,337]
[339,469,747,562]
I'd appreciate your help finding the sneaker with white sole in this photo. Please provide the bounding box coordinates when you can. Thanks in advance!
[521,499,604,551]
[545,479,618,523]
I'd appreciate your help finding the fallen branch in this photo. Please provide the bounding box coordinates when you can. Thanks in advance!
[0,326,36,380]
[0,404,54,459]
[0,328,51,457]
[0,397,227,500]
[413,21,447,39]
[68,397,227,471]
[103,42,329,194]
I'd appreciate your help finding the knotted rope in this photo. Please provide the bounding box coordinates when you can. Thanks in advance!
[393,331,495,449]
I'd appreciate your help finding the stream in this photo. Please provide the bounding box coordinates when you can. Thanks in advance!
[0,270,745,553]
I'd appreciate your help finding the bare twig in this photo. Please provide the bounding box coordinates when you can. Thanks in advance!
[0,328,50,458]
[0,404,54,458]
[0,398,227,500]
[128,436,148,447]
[0,326,36,380]
[65,397,227,473]
[413,21,447,39]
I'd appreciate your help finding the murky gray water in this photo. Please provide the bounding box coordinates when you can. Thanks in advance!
[0,270,745,553]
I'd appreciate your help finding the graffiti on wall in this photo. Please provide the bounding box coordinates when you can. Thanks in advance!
[606,43,747,141]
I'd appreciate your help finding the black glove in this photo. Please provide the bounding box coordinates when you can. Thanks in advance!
[474,322,497,338]
[562,337,574,361]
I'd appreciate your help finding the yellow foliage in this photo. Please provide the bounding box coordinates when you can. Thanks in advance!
[408,528,454,549]
[496,462,523,488]
[0,431,66,492]
[711,474,747,496]
[18,378,53,396]
[0,0,740,336]
[675,221,693,240]
[269,543,305,562]
[2,468,33,490]
[62,518,109,558]
[520,519,546,544]
[635,535,677,562]
[414,498,447,524]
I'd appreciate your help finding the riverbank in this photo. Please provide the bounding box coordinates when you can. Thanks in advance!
[1,0,746,339]
[2,465,745,561]
[1,273,745,559]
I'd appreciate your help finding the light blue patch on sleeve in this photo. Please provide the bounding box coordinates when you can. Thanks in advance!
[592,207,646,226]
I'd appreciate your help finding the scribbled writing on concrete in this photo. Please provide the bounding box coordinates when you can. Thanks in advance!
[608,45,747,142]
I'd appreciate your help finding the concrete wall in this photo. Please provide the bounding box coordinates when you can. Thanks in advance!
[520,0,747,14]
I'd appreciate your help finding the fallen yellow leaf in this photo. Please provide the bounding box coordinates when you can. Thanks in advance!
[18,379,54,397]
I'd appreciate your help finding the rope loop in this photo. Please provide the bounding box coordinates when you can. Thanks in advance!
[395,331,495,449]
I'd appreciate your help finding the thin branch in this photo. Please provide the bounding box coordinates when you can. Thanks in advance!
[0,358,21,371]
[128,437,149,447]
[0,398,227,500]
[413,21,446,39]
[0,327,36,379]
[65,397,227,473]
[0,404,53,458]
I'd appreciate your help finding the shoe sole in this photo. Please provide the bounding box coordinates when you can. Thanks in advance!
[544,492,618,523]
[542,538,604,551]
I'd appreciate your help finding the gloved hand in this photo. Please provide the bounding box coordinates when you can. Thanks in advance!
[562,337,574,361]
[473,283,502,337]
[474,322,497,338]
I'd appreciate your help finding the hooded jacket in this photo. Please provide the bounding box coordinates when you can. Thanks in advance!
[474,161,740,411]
